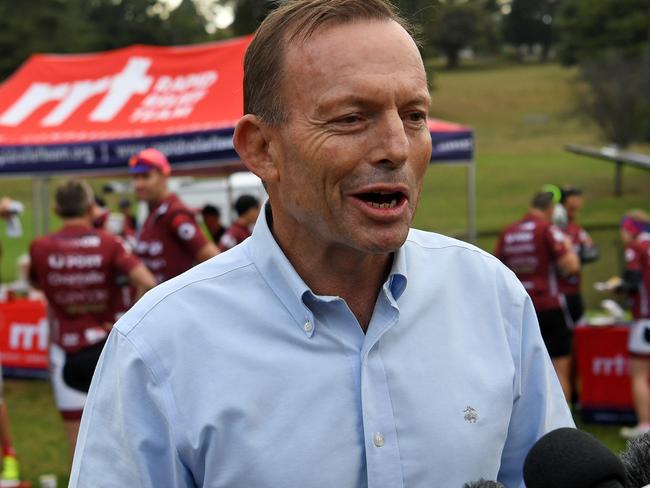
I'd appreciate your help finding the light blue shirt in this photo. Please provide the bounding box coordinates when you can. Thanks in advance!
[70,207,573,488]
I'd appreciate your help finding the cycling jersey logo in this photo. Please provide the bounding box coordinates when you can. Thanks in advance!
[177,222,196,241]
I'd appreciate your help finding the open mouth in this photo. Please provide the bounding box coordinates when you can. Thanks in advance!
[353,191,406,209]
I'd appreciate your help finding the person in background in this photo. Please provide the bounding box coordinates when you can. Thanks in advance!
[129,148,219,283]
[91,195,109,230]
[496,191,580,401]
[0,198,21,483]
[69,2,573,486]
[29,180,156,461]
[219,195,260,251]
[616,210,650,439]
[118,198,137,238]
[201,204,225,244]
[555,186,599,324]
[555,186,599,409]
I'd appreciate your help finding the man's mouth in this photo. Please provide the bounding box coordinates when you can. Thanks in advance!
[352,191,407,209]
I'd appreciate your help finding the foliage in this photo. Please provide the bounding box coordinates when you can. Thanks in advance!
[228,0,276,36]
[557,0,650,65]
[0,0,217,81]
[424,1,497,69]
[502,0,559,61]
[575,50,650,148]
[555,0,650,146]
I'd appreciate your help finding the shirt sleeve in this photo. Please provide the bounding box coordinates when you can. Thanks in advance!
[169,212,209,258]
[546,224,568,260]
[69,329,195,487]
[111,236,140,276]
[497,294,575,488]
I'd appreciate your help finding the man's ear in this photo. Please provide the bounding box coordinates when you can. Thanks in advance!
[233,114,279,183]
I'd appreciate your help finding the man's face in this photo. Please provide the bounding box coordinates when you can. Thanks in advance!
[266,20,432,255]
[564,195,583,222]
[132,170,167,203]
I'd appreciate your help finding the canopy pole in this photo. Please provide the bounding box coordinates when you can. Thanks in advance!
[31,177,50,237]
[467,162,476,244]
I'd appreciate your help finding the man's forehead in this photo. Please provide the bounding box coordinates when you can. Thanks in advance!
[284,18,423,71]
[282,19,427,101]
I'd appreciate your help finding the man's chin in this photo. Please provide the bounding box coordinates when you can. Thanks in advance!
[355,231,409,255]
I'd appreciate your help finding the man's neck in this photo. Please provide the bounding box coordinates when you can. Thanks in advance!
[528,208,549,221]
[148,191,170,209]
[270,216,393,333]
[62,217,91,228]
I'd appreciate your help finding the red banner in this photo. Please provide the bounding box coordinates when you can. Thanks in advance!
[0,38,251,146]
[0,299,48,373]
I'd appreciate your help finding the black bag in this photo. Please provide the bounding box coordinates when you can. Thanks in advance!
[63,339,107,393]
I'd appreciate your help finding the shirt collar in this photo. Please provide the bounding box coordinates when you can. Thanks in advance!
[246,203,408,335]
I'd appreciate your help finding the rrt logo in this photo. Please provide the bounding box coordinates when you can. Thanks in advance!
[8,318,48,351]
[0,57,218,127]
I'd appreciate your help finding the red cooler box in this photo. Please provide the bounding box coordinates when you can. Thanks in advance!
[0,299,49,378]
[575,324,637,424]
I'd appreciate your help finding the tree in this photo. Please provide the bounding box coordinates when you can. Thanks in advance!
[228,0,276,36]
[502,0,559,61]
[557,0,650,146]
[0,0,216,81]
[425,1,494,69]
[557,0,650,65]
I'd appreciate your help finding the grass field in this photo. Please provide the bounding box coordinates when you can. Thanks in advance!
[0,62,649,485]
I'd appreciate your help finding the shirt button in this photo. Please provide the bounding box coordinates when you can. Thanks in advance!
[373,432,385,448]
[303,321,313,333]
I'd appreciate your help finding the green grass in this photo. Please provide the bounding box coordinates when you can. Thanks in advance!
[0,62,649,484]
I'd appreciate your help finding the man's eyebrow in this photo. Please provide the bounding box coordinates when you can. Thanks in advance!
[316,91,431,115]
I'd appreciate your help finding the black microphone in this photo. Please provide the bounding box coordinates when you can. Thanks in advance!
[523,427,626,488]
[462,479,505,488]
[620,431,650,488]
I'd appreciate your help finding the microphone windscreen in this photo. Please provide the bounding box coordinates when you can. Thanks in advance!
[620,431,650,488]
[462,479,505,488]
[523,427,626,488]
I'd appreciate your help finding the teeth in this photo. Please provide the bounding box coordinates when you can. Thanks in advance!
[368,199,398,209]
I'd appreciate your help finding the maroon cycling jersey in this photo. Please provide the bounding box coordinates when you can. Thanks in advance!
[625,232,650,319]
[219,221,252,251]
[495,213,568,311]
[135,193,208,283]
[558,222,591,295]
[29,224,140,353]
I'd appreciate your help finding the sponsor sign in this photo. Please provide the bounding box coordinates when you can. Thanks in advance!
[575,325,633,412]
[0,299,49,376]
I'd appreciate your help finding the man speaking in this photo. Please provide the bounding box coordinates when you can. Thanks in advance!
[69,1,573,487]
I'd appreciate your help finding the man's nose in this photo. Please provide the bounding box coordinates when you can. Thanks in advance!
[375,111,409,167]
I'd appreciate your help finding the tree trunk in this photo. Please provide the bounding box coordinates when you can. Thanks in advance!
[446,48,459,69]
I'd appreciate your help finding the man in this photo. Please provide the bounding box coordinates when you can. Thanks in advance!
[218,194,260,251]
[70,2,573,487]
[556,186,598,323]
[129,148,219,283]
[201,204,225,244]
[29,180,156,460]
[496,192,580,401]
[616,211,650,439]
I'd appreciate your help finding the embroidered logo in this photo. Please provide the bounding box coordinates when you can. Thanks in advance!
[463,406,478,423]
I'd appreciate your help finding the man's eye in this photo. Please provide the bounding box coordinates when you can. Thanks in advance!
[337,115,362,124]
[405,112,426,123]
